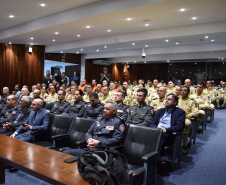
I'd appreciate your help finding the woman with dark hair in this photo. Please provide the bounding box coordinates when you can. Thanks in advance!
[55,70,62,85]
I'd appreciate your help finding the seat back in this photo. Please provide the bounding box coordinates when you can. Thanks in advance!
[69,117,95,148]
[123,125,162,165]
[51,114,74,136]
[44,102,55,111]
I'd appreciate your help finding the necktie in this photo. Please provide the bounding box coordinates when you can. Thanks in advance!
[31,112,37,126]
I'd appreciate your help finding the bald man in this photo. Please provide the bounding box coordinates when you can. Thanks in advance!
[0,87,10,108]
[10,99,50,142]
[184,79,196,95]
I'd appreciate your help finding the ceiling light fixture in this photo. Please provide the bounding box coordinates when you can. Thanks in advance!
[52,39,55,42]
[119,48,121,50]
[167,60,170,62]
[40,3,46,7]
[145,24,149,27]
[176,42,179,45]
[61,51,63,53]
[180,8,186,12]
[205,36,209,39]
[144,61,146,63]
[30,37,34,40]
[132,43,135,45]
[81,49,83,51]
[165,39,169,42]
[76,52,79,54]
[104,46,107,48]
[31,43,33,45]
[9,42,12,44]
[9,15,14,18]
[96,50,99,52]
[86,25,91,29]
[145,45,148,47]
[191,17,197,20]
[107,30,111,32]
[134,61,136,63]
[77,35,80,37]
[211,39,214,42]
[126,18,132,21]
[55,32,59,35]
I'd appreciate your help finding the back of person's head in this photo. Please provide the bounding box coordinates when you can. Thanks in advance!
[89,92,98,99]
[137,88,148,96]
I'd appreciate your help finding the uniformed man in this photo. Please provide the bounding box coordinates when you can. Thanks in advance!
[185,79,196,95]
[40,87,49,100]
[122,81,134,100]
[52,79,60,92]
[0,95,18,125]
[126,88,154,126]
[63,90,86,117]
[151,86,166,112]
[64,100,125,156]
[78,79,88,92]
[66,85,77,103]
[83,92,104,119]
[178,86,198,154]
[31,89,42,101]
[148,79,159,96]
[0,87,10,108]
[130,80,138,91]
[92,79,98,92]
[216,81,226,108]
[203,80,218,102]
[114,80,120,92]
[0,96,31,136]
[175,86,182,99]
[167,80,176,94]
[99,86,114,104]
[96,84,103,97]
[83,84,93,103]
[45,85,58,102]
[16,87,29,106]
[14,84,21,98]
[115,92,129,121]
[190,83,210,130]
[50,90,70,115]
[147,83,163,103]
[109,82,117,98]
[29,85,38,99]
[175,80,183,88]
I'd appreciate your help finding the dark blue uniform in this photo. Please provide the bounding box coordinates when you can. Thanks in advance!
[83,102,104,119]
[64,115,125,156]
[0,105,18,125]
[50,100,70,115]
[116,103,129,121]
[63,100,86,117]
[0,94,10,108]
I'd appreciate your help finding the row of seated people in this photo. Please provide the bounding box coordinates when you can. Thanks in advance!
[0,81,218,155]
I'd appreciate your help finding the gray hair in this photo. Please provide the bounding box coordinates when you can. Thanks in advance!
[22,96,31,103]
[9,95,17,101]
[105,100,118,110]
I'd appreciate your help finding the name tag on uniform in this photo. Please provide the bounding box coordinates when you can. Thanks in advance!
[117,110,123,113]
[106,126,114,130]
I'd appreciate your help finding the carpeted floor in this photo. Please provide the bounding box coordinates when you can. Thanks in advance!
[2,109,226,185]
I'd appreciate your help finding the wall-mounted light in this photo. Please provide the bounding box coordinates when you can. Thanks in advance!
[29,47,32,53]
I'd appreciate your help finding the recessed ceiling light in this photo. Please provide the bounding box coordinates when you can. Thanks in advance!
[132,43,135,45]
[31,43,33,45]
[211,39,214,42]
[176,42,179,45]
[126,18,132,21]
[76,52,79,54]
[61,51,63,53]
[30,37,34,40]
[145,24,149,27]
[145,45,148,47]
[77,35,80,37]
[195,63,197,64]
[107,30,111,32]
[52,39,55,42]
[86,25,91,29]
[40,3,46,7]
[9,42,12,44]
[96,50,99,52]
[180,8,186,12]
[165,39,169,42]
[144,61,146,63]
[191,17,197,20]
[134,61,136,63]
[205,36,209,39]
[9,15,14,18]
[119,48,121,50]
[81,49,83,51]
[167,60,170,62]
[55,32,59,35]
[104,46,107,48]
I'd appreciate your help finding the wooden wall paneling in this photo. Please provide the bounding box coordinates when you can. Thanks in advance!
[65,65,81,83]
[45,53,81,64]
[0,44,45,94]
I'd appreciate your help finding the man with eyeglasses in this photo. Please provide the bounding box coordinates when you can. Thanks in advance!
[150,93,185,148]
[0,96,31,136]
[0,95,18,125]
[63,90,86,117]
[10,99,50,142]
[178,86,198,154]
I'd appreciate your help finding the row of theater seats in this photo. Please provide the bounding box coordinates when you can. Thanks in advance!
[31,113,183,185]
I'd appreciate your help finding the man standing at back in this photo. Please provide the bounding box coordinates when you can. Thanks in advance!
[10,99,50,142]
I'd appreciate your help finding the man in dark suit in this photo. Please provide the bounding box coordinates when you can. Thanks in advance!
[10,98,50,142]
[150,93,185,147]
[0,96,31,136]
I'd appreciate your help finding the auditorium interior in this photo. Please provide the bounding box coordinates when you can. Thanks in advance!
[0,0,226,185]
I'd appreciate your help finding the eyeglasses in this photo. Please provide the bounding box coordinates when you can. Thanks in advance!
[20,100,26,103]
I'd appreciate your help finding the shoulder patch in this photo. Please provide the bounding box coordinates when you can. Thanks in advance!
[126,108,129,113]
[119,124,125,132]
